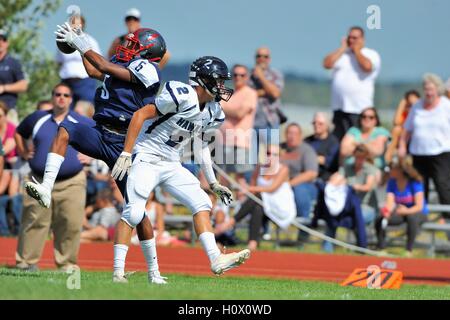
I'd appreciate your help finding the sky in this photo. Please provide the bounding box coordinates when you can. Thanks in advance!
[36,0,450,82]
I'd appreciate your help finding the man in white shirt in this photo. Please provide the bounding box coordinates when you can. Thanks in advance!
[56,15,101,106]
[323,26,381,140]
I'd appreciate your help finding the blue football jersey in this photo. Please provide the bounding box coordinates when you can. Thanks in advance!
[93,56,161,129]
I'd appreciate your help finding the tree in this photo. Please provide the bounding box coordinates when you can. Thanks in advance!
[0,0,62,119]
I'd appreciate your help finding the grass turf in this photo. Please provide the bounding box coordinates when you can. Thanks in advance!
[0,268,449,300]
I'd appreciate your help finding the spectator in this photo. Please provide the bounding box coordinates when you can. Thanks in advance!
[305,112,340,181]
[340,107,389,172]
[249,47,285,149]
[14,83,92,271]
[312,173,368,251]
[399,73,450,209]
[56,16,101,106]
[219,145,296,251]
[0,140,7,236]
[323,26,381,141]
[219,64,258,184]
[384,90,421,165]
[81,189,120,243]
[36,100,53,111]
[376,157,428,256]
[0,101,22,234]
[0,29,28,124]
[73,100,95,118]
[107,8,170,68]
[445,77,450,100]
[280,123,318,219]
[338,144,379,225]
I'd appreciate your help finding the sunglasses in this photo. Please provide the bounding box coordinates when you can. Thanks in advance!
[256,54,270,59]
[362,114,375,120]
[53,93,71,98]
[312,121,325,125]
[233,73,247,78]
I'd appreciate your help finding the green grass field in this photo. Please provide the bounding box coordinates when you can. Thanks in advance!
[1,268,449,300]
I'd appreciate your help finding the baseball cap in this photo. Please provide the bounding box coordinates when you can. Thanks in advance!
[0,29,8,41]
[125,8,141,20]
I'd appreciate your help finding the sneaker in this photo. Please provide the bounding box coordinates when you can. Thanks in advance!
[321,241,334,253]
[16,262,39,272]
[149,270,168,284]
[25,177,51,208]
[262,233,271,241]
[211,249,250,276]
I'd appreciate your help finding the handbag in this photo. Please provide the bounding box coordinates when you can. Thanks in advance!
[276,108,288,124]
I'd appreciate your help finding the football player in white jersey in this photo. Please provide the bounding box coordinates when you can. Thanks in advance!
[111,56,251,279]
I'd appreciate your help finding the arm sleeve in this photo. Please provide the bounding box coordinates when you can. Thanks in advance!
[403,105,416,132]
[302,145,319,173]
[386,179,396,194]
[127,59,160,88]
[16,112,42,139]
[12,59,25,82]
[195,143,218,185]
[324,142,340,170]
[273,69,285,90]
[412,180,424,195]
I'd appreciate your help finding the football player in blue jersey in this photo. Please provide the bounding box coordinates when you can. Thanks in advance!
[25,23,168,284]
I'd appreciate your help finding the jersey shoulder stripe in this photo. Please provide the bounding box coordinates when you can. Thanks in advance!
[165,82,180,112]
[145,112,177,135]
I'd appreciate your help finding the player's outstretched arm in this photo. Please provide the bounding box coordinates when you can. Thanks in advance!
[111,104,158,181]
[82,56,104,81]
[55,23,132,82]
[83,50,132,82]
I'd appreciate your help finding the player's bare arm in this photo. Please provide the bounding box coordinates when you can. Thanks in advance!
[111,104,158,181]
[83,50,132,82]
[56,23,131,82]
[123,104,158,153]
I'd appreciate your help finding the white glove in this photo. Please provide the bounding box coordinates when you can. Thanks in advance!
[55,22,92,54]
[210,183,234,206]
[111,152,132,181]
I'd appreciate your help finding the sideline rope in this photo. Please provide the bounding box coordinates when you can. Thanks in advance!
[212,163,394,258]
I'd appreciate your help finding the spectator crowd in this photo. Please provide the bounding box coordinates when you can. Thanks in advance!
[2,10,450,271]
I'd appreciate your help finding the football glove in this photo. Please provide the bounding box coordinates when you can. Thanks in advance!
[210,183,233,206]
[55,22,92,54]
[111,152,132,181]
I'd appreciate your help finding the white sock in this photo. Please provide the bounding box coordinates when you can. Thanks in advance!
[140,238,159,273]
[199,232,221,263]
[41,153,65,190]
[113,244,129,277]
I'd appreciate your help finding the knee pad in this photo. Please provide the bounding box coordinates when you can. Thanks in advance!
[120,205,146,228]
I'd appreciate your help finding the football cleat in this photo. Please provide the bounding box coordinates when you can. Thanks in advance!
[112,271,136,283]
[149,271,168,284]
[211,249,250,276]
[25,177,51,208]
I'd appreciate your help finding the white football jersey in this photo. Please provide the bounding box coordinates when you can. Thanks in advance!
[133,81,225,161]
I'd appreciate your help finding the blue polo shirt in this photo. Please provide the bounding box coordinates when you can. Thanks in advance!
[0,54,25,110]
[16,110,95,180]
